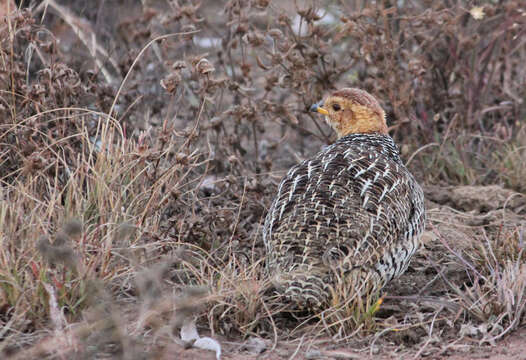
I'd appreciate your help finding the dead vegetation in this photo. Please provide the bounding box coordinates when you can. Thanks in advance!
[0,1,525,359]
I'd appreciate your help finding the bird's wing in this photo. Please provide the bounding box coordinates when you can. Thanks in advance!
[264,143,424,279]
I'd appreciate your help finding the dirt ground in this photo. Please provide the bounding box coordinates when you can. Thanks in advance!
[169,327,526,360]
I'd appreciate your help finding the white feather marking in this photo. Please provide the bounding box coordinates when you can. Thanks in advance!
[323,157,332,172]
[289,175,301,201]
[287,166,298,178]
[316,173,323,186]
[354,168,366,178]
[363,194,370,208]
[379,186,389,202]
[279,202,286,220]
[390,178,400,192]
[276,180,285,200]
[304,183,312,198]
[383,164,390,177]
[307,161,314,179]
[366,159,377,171]
[360,179,372,197]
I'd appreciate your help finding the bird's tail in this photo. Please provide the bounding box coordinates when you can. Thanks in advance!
[271,268,332,311]
[271,266,382,312]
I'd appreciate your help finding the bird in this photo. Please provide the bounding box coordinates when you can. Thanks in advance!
[263,88,426,311]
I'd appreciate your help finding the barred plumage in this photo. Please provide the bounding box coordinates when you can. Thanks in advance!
[263,88,426,310]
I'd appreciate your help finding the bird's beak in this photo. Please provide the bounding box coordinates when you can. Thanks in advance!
[310,103,329,115]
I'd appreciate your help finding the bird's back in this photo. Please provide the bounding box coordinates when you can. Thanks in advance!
[263,133,425,309]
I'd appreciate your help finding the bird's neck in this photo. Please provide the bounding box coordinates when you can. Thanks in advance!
[336,119,388,138]
[335,106,388,138]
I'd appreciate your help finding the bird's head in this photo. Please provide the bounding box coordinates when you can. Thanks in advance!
[310,88,387,138]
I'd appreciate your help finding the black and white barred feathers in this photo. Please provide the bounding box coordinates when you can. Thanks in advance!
[263,132,426,310]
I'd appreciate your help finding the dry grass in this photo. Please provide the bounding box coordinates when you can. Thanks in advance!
[444,226,526,345]
[1,1,525,358]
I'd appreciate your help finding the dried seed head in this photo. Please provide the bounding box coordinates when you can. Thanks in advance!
[228,155,238,164]
[195,58,215,75]
[160,72,182,94]
[297,6,322,22]
[175,152,189,165]
[182,24,197,40]
[234,23,248,35]
[242,31,265,47]
[23,153,46,174]
[267,28,284,39]
[264,74,278,91]
[172,60,187,70]
[276,39,292,53]
[278,14,291,26]
[253,0,270,9]
[278,74,292,88]
[287,50,305,67]
[241,63,251,77]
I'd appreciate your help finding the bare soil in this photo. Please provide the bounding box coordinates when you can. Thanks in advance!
[136,325,526,359]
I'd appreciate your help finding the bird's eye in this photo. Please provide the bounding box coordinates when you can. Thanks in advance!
[332,104,341,111]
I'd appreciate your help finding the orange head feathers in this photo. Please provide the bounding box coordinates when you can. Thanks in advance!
[310,88,387,138]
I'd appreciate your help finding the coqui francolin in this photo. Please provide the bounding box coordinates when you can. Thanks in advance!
[263,88,426,311]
